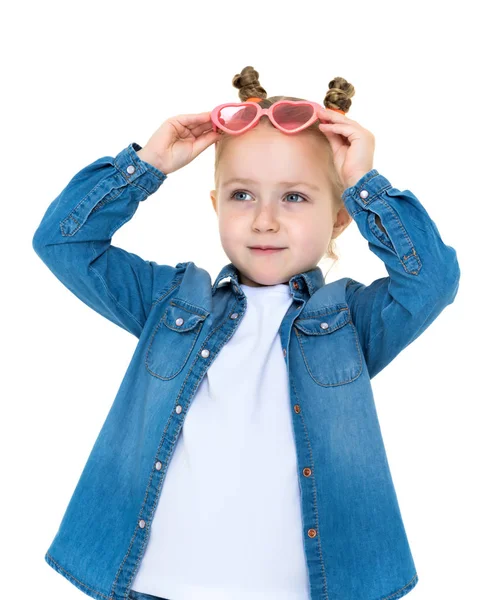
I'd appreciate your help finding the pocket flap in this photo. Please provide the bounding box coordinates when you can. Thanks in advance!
[294,308,350,335]
[164,303,206,332]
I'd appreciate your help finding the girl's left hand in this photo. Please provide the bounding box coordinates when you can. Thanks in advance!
[317,106,375,190]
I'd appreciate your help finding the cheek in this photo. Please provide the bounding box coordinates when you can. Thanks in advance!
[290,212,331,240]
[218,213,243,245]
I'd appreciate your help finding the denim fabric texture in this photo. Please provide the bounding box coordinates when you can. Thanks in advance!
[32,142,460,600]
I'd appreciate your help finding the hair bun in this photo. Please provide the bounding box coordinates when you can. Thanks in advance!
[324,77,355,114]
[232,65,267,102]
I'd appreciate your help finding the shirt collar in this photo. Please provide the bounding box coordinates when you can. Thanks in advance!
[212,262,325,299]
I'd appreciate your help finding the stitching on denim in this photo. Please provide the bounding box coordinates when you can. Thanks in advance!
[90,188,123,214]
[59,174,115,234]
[60,168,160,238]
[289,376,329,600]
[295,309,349,335]
[297,306,348,320]
[370,197,422,274]
[169,298,209,318]
[120,415,178,599]
[378,572,418,600]
[60,213,82,236]
[293,317,363,386]
[145,310,205,380]
[368,212,395,250]
[125,296,245,596]
[45,552,111,599]
[152,275,184,308]
[347,191,422,276]
[123,144,166,185]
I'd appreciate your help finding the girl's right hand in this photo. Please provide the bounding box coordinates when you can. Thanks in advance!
[138,112,222,175]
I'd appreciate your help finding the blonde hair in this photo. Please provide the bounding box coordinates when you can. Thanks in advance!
[214,65,355,262]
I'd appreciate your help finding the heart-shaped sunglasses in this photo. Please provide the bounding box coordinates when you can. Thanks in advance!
[211,99,345,135]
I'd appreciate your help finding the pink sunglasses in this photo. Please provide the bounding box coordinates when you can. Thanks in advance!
[211,99,345,136]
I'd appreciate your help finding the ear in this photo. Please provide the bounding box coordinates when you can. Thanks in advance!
[331,205,353,239]
[210,190,218,214]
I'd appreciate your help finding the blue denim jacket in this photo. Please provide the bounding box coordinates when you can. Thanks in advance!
[32,142,460,600]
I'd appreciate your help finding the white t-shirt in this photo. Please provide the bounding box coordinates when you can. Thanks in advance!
[131,282,310,599]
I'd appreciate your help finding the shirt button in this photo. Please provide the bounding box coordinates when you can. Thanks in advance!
[139,519,146,528]
[201,349,210,358]
[359,189,369,199]
[294,405,301,414]
[283,348,287,357]
[308,528,317,538]
[303,467,312,477]
[175,318,184,326]
[176,405,182,414]
[293,281,299,289]
[126,165,136,175]
[320,322,329,329]
[155,461,162,470]
[230,313,239,319]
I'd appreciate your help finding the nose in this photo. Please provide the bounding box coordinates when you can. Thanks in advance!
[252,204,280,231]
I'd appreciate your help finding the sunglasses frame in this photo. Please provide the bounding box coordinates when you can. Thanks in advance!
[211,100,327,136]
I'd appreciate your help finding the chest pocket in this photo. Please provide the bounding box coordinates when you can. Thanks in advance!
[146,300,208,380]
[293,307,362,386]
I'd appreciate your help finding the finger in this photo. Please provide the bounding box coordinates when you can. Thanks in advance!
[174,112,212,127]
[318,107,355,124]
[318,123,360,140]
[193,130,222,155]
[190,121,215,137]
[318,128,345,148]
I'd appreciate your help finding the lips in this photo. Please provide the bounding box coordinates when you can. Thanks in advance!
[250,246,285,250]
[249,247,285,254]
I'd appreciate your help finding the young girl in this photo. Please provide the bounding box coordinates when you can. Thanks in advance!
[32,66,460,600]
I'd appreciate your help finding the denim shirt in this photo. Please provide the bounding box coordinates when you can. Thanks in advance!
[32,142,460,600]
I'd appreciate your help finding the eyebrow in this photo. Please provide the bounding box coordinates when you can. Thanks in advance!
[221,177,321,192]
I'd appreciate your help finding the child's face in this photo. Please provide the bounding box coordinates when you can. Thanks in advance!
[210,123,351,287]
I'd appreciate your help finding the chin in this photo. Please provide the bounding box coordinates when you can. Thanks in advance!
[241,271,290,287]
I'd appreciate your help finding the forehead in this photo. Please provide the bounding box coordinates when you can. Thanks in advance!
[217,126,329,186]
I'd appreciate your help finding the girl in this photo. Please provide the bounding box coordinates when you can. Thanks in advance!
[32,66,460,600]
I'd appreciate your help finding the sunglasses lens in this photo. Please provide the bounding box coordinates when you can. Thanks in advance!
[273,103,315,130]
[218,105,257,132]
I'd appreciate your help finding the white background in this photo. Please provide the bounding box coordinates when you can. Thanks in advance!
[1,1,477,598]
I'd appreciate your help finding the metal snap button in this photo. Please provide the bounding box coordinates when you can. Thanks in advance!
[126,165,136,175]
[139,519,146,528]
[175,317,184,326]
[175,405,182,414]
[320,322,329,329]
[201,349,210,358]
[359,190,369,199]
[230,313,239,319]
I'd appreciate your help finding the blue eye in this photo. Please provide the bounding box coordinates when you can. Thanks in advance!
[230,190,307,203]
